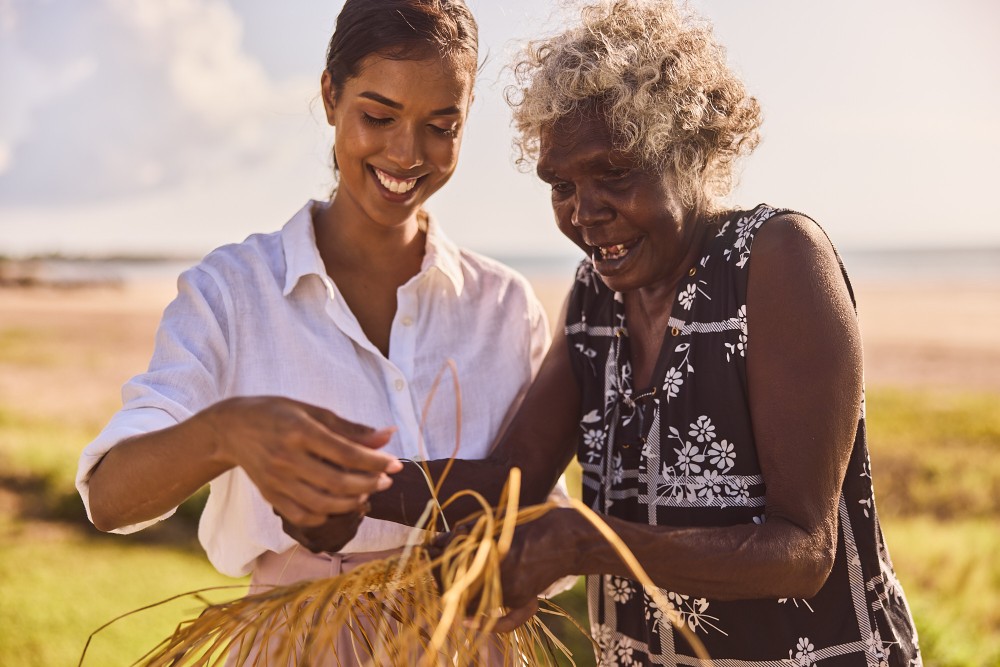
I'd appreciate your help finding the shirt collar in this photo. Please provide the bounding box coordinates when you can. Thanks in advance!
[280,201,465,297]
[422,212,465,295]
[281,201,328,296]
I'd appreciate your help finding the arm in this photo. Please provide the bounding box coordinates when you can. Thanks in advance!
[495,214,863,606]
[83,267,401,535]
[87,397,401,532]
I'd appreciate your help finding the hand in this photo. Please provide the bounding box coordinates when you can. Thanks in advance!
[494,508,579,610]
[280,504,368,554]
[491,598,539,633]
[428,507,577,631]
[202,396,401,527]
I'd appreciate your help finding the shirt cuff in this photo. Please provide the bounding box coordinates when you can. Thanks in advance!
[76,406,180,534]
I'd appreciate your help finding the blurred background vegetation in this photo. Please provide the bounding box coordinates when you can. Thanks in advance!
[1,286,997,666]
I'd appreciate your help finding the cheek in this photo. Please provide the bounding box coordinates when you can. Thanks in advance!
[429,138,461,173]
[553,204,584,245]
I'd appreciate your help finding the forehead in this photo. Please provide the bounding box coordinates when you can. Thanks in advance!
[345,53,473,112]
[537,112,633,173]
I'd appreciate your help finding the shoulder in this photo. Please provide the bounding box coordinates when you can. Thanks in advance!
[195,229,285,288]
[455,248,538,302]
[750,210,841,277]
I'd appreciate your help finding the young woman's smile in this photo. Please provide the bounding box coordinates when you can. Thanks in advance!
[322,54,472,232]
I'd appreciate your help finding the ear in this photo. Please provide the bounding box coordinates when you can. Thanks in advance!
[321,70,337,127]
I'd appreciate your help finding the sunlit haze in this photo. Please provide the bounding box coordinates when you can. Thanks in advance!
[1,0,997,259]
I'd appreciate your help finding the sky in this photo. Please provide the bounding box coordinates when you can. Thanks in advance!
[0,0,998,259]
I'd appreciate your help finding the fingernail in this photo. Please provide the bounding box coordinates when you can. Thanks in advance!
[358,493,370,504]
[376,473,392,491]
[386,457,403,473]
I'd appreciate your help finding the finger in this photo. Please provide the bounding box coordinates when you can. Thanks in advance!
[491,599,539,634]
[275,481,369,522]
[302,418,402,473]
[305,406,400,450]
[294,455,394,497]
[270,494,329,528]
[260,448,386,502]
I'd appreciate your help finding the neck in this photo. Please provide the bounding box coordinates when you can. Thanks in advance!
[316,193,426,273]
[633,214,711,312]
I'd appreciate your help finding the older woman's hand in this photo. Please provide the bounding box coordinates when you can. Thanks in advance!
[278,505,368,554]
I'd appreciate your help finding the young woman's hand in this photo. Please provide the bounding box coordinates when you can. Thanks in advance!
[204,396,401,527]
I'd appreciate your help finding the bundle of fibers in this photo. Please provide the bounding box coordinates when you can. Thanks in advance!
[80,468,710,666]
[80,364,711,665]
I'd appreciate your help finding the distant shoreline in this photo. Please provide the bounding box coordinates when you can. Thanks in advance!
[2,246,999,289]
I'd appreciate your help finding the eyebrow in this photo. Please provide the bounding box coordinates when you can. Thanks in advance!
[358,91,462,116]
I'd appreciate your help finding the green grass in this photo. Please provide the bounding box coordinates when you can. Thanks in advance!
[0,535,245,667]
[0,386,997,665]
[882,517,1000,666]
[866,388,1000,518]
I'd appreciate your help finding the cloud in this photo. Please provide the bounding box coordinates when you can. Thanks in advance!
[0,0,321,204]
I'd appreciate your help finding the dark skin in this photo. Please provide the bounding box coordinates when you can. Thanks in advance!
[289,112,863,631]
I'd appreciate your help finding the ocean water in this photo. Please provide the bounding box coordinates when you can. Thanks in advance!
[2,247,998,288]
[502,248,1000,285]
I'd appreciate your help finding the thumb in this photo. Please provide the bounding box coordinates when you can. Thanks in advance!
[356,426,397,449]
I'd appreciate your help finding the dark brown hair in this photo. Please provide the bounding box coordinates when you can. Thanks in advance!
[325,0,479,93]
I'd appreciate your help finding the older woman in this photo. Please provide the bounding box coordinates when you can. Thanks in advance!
[292,0,921,664]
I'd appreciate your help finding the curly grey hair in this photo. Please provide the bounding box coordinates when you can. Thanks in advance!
[508,0,762,210]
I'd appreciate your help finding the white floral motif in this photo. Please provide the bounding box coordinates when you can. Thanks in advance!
[583,429,604,449]
[726,476,750,500]
[647,591,725,635]
[673,442,705,475]
[611,453,625,486]
[708,439,736,470]
[689,416,716,442]
[791,637,817,666]
[778,597,815,612]
[614,639,635,665]
[677,283,698,310]
[696,469,724,500]
[592,623,613,648]
[724,305,748,362]
[662,366,684,401]
[608,577,634,604]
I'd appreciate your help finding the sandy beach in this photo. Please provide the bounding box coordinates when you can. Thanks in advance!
[1,275,998,428]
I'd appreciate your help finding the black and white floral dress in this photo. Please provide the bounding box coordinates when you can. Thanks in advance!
[566,205,920,666]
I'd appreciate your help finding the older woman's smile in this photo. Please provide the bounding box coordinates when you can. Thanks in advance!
[538,111,701,293]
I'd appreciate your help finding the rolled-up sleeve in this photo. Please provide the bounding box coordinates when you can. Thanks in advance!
[76,265,231,533]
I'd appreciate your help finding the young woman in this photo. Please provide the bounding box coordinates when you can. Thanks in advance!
[76,0,549,660]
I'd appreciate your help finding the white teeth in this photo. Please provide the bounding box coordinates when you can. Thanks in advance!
[598,243,628,260]
[374,167,417,194]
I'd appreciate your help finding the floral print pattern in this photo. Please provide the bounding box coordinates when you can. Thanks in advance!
[565,205,919,665]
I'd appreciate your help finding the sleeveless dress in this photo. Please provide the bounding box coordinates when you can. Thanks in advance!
[565,205,920,666]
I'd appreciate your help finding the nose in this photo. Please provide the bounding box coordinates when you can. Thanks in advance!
[571,187,612,228]
[385,123,424,172]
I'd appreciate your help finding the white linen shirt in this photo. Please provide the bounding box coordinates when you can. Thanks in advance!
[76,201,549,577]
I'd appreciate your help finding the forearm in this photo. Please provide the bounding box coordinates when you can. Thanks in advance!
[87,414,231,532]
[367,446,569,529]
[559,508,836,600]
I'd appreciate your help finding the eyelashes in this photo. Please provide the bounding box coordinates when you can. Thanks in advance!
[362,113,392,128]
[361,113,459,137]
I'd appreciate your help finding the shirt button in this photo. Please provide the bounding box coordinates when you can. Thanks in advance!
[394,378,405,391]
[401,316,413,327]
